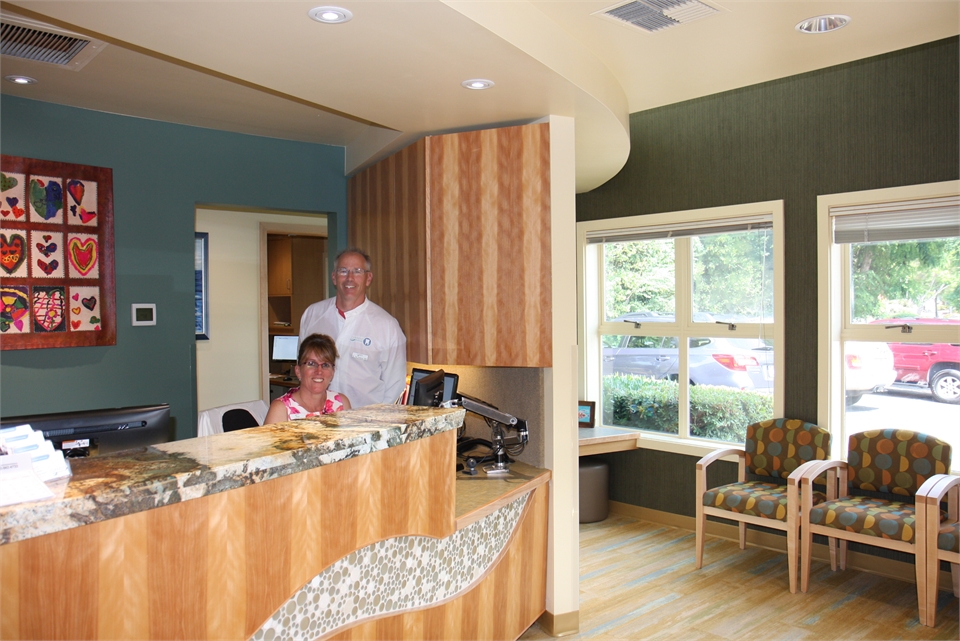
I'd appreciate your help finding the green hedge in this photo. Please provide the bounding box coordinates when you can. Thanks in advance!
[601,374,773,443]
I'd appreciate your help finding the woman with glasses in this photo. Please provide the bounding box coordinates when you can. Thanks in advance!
[264,333,351,423]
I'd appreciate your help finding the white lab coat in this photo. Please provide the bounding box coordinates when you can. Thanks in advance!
[299,298,407,408]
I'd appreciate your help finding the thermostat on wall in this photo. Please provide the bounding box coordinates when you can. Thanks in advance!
[131,304,157,326]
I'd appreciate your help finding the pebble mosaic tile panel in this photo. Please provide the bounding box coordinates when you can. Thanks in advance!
[252,493,530,641]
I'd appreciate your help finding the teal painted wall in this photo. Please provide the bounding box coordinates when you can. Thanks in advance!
[577,38,959,539]
[0,96,347,439]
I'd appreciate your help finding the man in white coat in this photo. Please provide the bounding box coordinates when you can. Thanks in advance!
[299,248,407,407]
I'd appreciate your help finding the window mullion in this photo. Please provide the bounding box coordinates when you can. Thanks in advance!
[676,237,692,439]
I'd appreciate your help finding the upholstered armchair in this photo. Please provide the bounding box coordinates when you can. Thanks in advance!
[696,418,831,593]
[917,473,960,627]
[798,429,952,619]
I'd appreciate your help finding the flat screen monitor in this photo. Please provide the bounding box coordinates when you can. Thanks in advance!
[0,404,172,457]
[411,369,446,407]
[407,368,459,406]
[272,335,299,362]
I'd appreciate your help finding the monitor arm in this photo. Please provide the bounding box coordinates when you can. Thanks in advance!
[447,395,528,473]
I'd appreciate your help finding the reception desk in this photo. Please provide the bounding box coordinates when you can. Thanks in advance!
[0,405,549,641]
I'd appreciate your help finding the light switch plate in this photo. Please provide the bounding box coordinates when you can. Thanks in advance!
[131,303,156,326]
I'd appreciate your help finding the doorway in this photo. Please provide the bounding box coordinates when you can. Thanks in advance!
[265,231,327,400]
[194,208,327,414]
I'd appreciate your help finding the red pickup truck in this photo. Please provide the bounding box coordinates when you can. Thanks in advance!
[884,319,960,404]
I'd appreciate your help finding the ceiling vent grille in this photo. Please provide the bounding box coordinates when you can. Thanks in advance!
[1,23,89,65]
[0,12,106,70]
[598,0,718,33]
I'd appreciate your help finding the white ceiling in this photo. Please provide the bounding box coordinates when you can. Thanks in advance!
[1,1,957,192]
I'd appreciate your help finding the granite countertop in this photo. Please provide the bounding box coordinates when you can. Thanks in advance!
[0,405,464,545]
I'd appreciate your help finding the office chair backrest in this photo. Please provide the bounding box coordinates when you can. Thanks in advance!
[197,399,269,436]
[222,408,260,432]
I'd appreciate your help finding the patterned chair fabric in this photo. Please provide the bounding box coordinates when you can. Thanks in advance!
[808,495,918,542]
[939,520,960,553]
[702,480,825,522]
[744,418,830,478]
[704,419,831,522]
[808,430,951,543]
[845,429,951,496]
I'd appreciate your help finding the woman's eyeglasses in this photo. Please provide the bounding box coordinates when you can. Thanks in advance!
[301,360,333,370]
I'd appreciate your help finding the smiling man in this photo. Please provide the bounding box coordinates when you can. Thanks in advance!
[299,247,407,407]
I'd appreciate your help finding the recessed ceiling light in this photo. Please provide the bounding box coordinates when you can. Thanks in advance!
[4,75,38,85]
[308,6,353,23]
[461,79,494,90]
[795,14,851,34]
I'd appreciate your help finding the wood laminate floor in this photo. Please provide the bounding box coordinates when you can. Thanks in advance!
[520,514,959,641]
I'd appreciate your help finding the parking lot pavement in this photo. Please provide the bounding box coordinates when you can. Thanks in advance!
[846,389,960,451]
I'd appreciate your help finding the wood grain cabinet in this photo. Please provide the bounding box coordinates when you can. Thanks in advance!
[267,236,292,295]
[349,123,552,367]
[267,235,325,335]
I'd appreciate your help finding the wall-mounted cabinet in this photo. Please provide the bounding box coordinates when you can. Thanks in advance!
[348,123,552,367]
[267,235,326,336]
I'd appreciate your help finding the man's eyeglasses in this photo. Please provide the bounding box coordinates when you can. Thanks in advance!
[301,360,333,371]
[334,268,369,277]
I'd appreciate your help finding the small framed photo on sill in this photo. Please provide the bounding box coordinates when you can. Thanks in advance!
[578,401,596,428]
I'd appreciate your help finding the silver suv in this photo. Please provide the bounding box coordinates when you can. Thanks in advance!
[603,321,774,392]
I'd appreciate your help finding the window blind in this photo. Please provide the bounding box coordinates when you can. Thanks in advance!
[585,215,772,244]
[831,195,960,244]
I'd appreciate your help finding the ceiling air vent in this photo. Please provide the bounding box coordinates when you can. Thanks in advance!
[598,0,719,33]
[0,12,106,70]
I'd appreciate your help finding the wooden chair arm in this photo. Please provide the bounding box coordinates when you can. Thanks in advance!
[794,459,847,513]
[696,447,745,498]
[786,459,829,486]
[696,447,744,471]
[795,459,845,480]
[917,474,960,502]
[917,474,960,519]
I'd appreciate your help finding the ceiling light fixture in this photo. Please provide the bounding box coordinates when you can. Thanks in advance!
[461,79,494,90]
[308,6,353,23]
[3,75,38,85]
[795,14,851,34]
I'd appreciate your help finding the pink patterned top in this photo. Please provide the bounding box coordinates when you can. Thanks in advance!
[279,388,345,420]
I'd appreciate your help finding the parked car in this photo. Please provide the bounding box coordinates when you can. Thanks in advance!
[603,314,896,404]
[603,313,774,391]
[879,319,960,404]
[603,333,774,391]
[844,341,897,405]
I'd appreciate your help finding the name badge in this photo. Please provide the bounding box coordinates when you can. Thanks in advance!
[352,352,369,361]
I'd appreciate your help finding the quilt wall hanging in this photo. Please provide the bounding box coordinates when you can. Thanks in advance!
[0,155,116,350]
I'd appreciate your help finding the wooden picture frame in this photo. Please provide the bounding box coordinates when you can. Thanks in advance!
[578,400,596,428]
[1,155,115,349]
[195,232,209,340]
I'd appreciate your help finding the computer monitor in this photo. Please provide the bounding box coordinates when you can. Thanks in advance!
[411,369,446,407]
[0,404,172,457]
[407,368,459,406]
[272,335,299,362]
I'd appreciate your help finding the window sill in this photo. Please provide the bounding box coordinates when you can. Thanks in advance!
[606,428,742,462]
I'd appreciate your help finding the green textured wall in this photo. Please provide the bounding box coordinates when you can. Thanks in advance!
[0,97,347,439]
[577,38,959,516]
